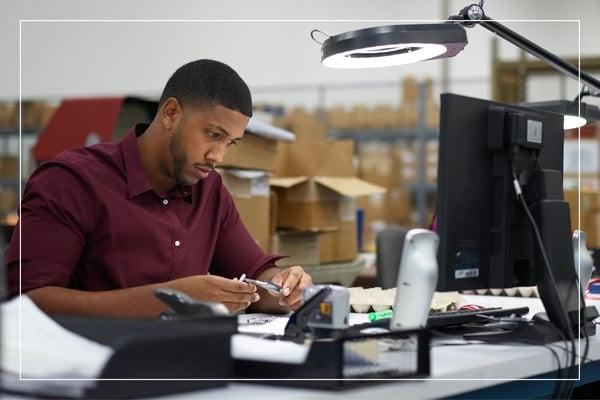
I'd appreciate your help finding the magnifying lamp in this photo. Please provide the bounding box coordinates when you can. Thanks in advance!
[523,100,600,129]
[315,0,600,126]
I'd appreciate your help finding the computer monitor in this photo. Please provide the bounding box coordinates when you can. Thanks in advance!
[435,93,582,335]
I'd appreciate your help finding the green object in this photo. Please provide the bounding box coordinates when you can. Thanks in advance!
[368,309,393,321]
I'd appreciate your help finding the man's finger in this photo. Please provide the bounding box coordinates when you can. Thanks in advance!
[282,267,303,295]
[219,290,260,304]
[289,298,303,311]
[218,277,257,293]
[280,272,312,306]
[223,301,251,313]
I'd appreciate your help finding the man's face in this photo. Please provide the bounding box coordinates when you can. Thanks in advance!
[166,104,249,187]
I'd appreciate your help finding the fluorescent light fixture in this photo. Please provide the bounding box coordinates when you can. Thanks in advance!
[321,24,468,69]
[524,100,600,130]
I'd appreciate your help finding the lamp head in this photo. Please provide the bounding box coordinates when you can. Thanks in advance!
[320,23,468,69]
[523,100,600,130]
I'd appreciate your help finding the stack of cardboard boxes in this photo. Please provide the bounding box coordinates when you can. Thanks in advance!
[0,101,57,224]
[271,119,385,267]
[356,143,413,247]
[564,190,600,248]
[563,123,600,249]
[218,119,295,252]
[325,77,439,131]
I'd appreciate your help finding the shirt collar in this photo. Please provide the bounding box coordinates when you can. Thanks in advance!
[122,123,195,201]
[122,124,153,198]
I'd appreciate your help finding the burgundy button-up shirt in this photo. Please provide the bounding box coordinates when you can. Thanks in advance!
[6,124,281,296]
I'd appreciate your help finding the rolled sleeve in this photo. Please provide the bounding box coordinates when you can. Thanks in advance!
[6,162,95,296]
[209,184,285,279]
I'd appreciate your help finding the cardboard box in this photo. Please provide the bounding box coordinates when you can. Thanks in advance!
[0,189,18,217]
[291,119,326,143]
[564,190,600,213]
[0,102,17,128]
[222,132,279,172]
[319,220,357,263]
[401,76,419,103]
[0,156,19,179]
[348,104,371,129]
[276,140,355,177]
[277,108,326,142]
[386,188,413,223]
[22,101,57,130]
[272,230,321,267]
[219,169,271,251]
[327,106,352,130]
[357,144,398,189]
[219,169,270,198]
[357,192,387,222]
[271,176,386,231]
[357,189,413,245]
[231,194,270,251]
[579,212,600,248]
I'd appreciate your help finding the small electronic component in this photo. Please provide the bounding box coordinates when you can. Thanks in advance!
[243,278,285,297]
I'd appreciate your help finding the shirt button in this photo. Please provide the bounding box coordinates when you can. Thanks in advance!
[162,199,169,205]
[174,240,181,247]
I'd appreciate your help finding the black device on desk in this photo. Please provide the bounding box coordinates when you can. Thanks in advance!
[435,93,597,338]
[47,289,237,399]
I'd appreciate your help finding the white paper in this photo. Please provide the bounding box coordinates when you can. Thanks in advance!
[237,314,291,336]
[1,295,113,379]
[231,334,309,364]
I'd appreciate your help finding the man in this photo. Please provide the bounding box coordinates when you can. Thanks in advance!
[5,59,312,318]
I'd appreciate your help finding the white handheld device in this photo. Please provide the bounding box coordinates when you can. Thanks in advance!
[390,229,439,330]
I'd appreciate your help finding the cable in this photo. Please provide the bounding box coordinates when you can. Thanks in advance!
[511,171,578,399]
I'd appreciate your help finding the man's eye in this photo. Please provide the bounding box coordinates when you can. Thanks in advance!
[208,131,220,139]
[227,140,238,147]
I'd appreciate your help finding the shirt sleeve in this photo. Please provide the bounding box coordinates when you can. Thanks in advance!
[209,179,284,279]
[5,161,96,297]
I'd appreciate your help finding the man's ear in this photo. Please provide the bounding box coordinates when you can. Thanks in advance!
[160,97,182,131]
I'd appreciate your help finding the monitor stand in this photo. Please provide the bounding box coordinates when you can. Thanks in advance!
[463,168,599,345]
[527,169,598,340]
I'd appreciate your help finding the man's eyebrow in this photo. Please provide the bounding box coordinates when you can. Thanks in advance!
[210,123,243,140]
[210,124,230,136]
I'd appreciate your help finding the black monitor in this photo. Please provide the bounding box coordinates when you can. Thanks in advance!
[436,93,584,335]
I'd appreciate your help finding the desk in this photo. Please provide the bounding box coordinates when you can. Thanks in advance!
[163,296,600,400]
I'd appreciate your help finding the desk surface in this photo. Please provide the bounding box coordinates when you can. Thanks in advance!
[164,295,600,400]
[5,296,596,400]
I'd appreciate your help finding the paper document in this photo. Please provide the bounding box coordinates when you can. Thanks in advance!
[1,295,113,379]
[231,334,309,364]
[237,313,290,336]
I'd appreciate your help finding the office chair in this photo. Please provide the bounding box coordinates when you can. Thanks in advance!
[375,226,408,289]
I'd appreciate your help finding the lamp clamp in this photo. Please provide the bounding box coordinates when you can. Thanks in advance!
[448,2,486,28]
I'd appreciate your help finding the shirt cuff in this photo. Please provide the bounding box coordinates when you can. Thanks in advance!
[246,254,288,279]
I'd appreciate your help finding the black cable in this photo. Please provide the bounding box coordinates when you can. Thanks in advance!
[512,171,578,399]
[573,87,590,103]
[563,275,591,399]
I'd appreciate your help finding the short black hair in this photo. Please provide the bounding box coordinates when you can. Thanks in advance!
[159,59,252,117]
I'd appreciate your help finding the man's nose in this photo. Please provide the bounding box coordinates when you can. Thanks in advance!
[205,142,227,166]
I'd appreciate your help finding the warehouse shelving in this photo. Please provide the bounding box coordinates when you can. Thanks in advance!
[326,82,437,227]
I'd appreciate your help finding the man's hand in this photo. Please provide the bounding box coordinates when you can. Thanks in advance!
[169,275,259,313]
[26,274,261,319]
[269,266,312,311]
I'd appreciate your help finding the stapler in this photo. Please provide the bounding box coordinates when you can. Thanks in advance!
[154,288,229,320]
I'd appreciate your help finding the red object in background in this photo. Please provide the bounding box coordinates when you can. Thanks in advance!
[32,97,125,162]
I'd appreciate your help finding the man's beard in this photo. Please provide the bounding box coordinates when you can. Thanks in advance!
[168,128,194,187]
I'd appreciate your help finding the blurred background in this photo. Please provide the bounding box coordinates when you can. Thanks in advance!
[1,0,599,285]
